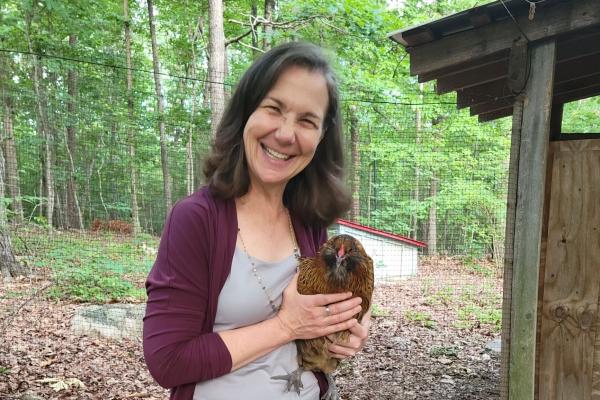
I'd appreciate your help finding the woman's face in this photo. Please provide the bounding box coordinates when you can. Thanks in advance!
[243,66,329,191]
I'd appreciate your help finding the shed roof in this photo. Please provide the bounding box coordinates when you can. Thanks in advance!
[335,219,427,248]
[389,0,600,122]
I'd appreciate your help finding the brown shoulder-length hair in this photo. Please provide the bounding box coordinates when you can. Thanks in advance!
[203,41,351,228]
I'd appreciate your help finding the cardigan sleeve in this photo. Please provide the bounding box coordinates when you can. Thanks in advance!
[143,196,232,389]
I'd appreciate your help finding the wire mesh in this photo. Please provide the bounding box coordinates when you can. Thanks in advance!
[1,49,515,399]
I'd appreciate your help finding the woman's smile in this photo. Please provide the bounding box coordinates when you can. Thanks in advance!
[261,143,293,161]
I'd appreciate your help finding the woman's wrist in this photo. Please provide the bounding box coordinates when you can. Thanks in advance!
[273,312,296,342]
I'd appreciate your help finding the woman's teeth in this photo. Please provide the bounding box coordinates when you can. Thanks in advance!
[264,145,290,160]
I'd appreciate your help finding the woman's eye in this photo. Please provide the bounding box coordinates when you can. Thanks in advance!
[265,105,280,112]
[301,119,317,129]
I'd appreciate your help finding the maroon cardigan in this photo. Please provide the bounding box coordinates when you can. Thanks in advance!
[143,187,328,399]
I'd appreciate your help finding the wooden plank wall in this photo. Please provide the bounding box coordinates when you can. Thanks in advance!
[538,140,600,399]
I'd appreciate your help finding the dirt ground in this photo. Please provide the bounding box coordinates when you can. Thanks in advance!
[0,258,502,399]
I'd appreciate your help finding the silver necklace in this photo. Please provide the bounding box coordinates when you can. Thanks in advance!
[237,210,300,313]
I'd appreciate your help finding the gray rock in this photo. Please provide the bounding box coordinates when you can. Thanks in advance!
[71,303,145,340]
[485,338,501,353]
[20,393,45,400]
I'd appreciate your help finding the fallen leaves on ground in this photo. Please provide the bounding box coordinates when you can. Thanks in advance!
[1,256,501,399]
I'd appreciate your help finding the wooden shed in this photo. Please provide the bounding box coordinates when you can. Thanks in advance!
[330,219,427,283]
[389,1,600,399]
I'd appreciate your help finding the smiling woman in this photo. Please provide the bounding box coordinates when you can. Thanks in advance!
[143,42,370,400]
[204,42,350,227]
[243,66,328,190]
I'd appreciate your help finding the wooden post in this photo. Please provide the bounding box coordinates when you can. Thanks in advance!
[549,103,563,141]
[501,95,524,400]
[509,39,556,400]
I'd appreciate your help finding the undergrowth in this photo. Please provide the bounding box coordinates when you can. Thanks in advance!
[12,224,157,303]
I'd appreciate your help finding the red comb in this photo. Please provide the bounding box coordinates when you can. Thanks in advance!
[337,243,345,257]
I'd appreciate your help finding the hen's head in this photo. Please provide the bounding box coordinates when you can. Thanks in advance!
[319,234,368,287]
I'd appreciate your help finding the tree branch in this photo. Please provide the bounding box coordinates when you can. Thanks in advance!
[225,14,325,47]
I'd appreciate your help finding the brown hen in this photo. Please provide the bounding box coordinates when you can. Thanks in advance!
[273,234,374,400]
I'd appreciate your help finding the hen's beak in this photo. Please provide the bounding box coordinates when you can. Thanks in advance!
[335,244,345,269]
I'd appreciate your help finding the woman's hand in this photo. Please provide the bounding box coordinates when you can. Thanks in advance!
[276,273,363,341]
[327,309,371,359]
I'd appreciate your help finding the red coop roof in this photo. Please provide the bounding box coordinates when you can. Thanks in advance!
[335,219,427,248]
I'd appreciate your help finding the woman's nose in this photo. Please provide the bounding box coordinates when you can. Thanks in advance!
[275,116,296,144]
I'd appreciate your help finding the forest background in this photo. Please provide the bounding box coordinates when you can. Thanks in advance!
[1,0,599,275]
[2,0,600,397]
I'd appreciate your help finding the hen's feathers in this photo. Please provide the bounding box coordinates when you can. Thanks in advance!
[295,235,374,373]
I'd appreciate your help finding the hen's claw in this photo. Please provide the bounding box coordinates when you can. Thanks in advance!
[321,374,340,400]
[271,367,304,395]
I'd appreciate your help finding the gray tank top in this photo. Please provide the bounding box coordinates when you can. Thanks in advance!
[193,247,319,400]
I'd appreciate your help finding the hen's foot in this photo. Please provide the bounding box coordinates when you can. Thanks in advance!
[321,374,340,400]
[271,367,304,395]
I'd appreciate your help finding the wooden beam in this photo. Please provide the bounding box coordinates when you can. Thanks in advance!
[419,50,508,83]
[470,97,514,116]
[556,29,600,63]
[554,72,600,96]
[555,53,600,83]
[469,82,600,119]
[458,49,600,110]
[554,83,600,104]
[400,26,436,47]
[436,58,508,94]
[467,72,600,118]
[468,7,492,28]
[457,79,511,109]
[478,106,513,122]
[418,27,598,84]
[509,39,556,400]
[553,132,600,141]
[409,0,599,76]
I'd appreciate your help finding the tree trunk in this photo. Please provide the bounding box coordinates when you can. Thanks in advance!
[0,145,25,279]
[25,10,54,230]
[367,126,372,224]
[349,105,360,221]
[412,83,424,239]
[251,0,259,56]
[0,56,24,224]
[123,0,141,235]
[427,176,438,255]
[65,35,84,230]
[208,0,226,138]
[147,0,173,213]
[186,18,201,196]
[263,0,275,50]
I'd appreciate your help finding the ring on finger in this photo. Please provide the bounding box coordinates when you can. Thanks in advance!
[325,306,331,316]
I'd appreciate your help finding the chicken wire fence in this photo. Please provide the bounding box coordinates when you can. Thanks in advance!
[1,51,508,398]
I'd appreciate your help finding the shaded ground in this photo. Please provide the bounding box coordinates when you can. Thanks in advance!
[0,257,501,399]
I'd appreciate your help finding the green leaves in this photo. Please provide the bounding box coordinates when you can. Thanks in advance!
[2,0,514,257]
